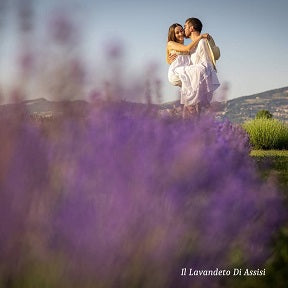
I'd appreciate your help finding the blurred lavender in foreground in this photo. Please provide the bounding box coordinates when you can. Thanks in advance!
[0,2,286,287]
[0,104,285,288]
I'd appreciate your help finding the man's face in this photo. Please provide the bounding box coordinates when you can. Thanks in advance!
[184,22,192,38]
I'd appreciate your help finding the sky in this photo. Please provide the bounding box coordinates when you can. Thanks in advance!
[0,0,288,104]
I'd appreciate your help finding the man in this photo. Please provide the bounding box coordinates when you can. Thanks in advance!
[184,18,219,70]
[169,18,220,116]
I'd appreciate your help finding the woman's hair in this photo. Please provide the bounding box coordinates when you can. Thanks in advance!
[167,23,183,42]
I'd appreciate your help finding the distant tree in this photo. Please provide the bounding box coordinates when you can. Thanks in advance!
[255,110,273,119]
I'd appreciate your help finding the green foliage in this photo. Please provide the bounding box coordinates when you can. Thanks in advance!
[243,119,288,149]
[255,110,273,119]
[250,150,288,157]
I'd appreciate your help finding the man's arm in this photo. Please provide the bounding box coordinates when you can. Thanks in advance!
[166,53,177,65]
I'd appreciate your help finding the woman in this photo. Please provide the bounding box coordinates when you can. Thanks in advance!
[166,23,218,116]
[166,23,208,87]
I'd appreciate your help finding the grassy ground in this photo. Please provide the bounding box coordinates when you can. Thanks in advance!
[250,150,288,287]
[250,150,288,192]
[251,149,288,157]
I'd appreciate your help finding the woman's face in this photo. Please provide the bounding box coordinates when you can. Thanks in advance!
[174,26,184,43]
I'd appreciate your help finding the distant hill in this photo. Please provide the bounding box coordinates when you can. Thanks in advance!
[0,98,91,118]
[1,87,287,123]
[160,86,288,123]
[0,98,157,119]
[223,86,288,123]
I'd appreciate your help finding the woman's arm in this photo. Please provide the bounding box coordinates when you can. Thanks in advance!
[166,48,169,64]
[167,33,209,53]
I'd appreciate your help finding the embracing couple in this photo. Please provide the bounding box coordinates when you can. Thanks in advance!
[166,17,220,117]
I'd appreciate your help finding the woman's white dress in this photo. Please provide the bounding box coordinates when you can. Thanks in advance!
[168,39,220,107]
[168,50,191,87]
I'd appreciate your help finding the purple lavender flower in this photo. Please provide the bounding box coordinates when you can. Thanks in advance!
[43,107,284,287]
[0,99,285,288]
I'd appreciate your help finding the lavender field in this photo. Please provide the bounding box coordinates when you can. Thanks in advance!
[0,101,287,288]
[1,2,288,287]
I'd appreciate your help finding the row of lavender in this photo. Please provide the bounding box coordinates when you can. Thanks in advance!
[0,104,286,287]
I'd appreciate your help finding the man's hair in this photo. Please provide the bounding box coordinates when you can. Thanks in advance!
[185,18,202,33]
[167,23,183,42]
